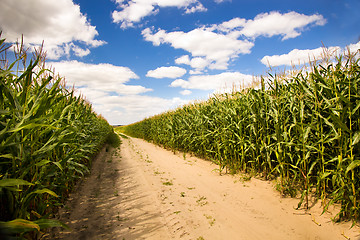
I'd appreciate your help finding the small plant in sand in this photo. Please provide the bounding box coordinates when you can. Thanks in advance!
[162,181,173,186]
[196,196,208,206]
[204,214,216,226]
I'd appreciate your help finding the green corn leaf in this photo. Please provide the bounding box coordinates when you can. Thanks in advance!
[352,100,360,114]
[320,171,332,180]
[52,161,63,171]
[0,179,34,188]
[35,160,51,167]
[329,113,350,133]
[21,188,59,210]
[21,188,59,211]
[31,188,59,198]
[0,109,10,115]
[346,160,360,174]
[308,160,318,176]
[351,131,360,146]
[316,112,338,135]
[34,219,69,230]
[33,142,59,156]
[0,219,40,234]
[0,153,14,159]
[9,123,51,133]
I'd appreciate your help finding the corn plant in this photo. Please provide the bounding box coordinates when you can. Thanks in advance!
[122,49,360,222]
[0,36,114,239]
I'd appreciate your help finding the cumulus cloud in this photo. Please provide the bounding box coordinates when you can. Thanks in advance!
[93,95,188,125]
[0,0,106,59]
[112,0,206,28]
[146,66,187,78]
[48,60,151,95]
[217,18,246,31]
[214,0,230,3]
[170,79,189,88]
[180,90,192,95]
[175,55,191,65]
[261,47,337,67]
[142,27,254,70]
[240,11,326,40]
[47,60,187,125]
[211,11,326,40]
[144,11,326,71]
[175,55,211,70]
[184,3,207,14]
[348,41,360,55]
[70,44,91,57]
[170,72,256,91]
[189,69,203,75]
[260,45,355,67]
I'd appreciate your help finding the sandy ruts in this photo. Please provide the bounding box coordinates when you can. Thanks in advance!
[47,136,360,240]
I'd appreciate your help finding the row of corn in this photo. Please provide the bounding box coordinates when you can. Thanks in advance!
[123,50,360,222]
[0,38,114,238]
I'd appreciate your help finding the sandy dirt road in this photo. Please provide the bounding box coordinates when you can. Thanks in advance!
[48,136,360,240]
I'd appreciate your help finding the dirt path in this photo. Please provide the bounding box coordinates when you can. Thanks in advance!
[48,136,360,240]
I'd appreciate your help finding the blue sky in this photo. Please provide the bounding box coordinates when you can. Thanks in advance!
[1,0,359,125]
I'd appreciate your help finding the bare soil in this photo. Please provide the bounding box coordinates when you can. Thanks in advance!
[46,136,360,240]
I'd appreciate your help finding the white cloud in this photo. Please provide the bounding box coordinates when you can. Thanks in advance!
[112,1,157,28]
[142,27,254,70]
[175,55,211,70]
[73,88,108,101]
[170,79,189,88]
[180,89,192,95]
[48,60,151,95]
[214,0,230,3]
[175,55,191,65]
[189,69,203,75]
[261,41,360,67]
[112,0,206,28]
[0,0,105,59]
[239,11,326,40]
[212,11,326,40]
[146,66,187,78]
[47,60,187,125]
[189,57,210,69]
[261,46,342,67]
[184,3,207,14]
[70,44,91,57]
[170,72,256,91]
[348,41,360,55]
[217,18,246,31]
[93,95,188,125]
[143,11,326,71]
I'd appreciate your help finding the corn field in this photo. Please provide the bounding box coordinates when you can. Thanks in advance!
[123,50,360,222]
[0,37,114,238]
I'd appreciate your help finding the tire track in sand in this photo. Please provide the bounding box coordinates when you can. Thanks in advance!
[48,136,360,240]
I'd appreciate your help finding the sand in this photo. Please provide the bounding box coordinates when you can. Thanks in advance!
[46,136,360,240]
